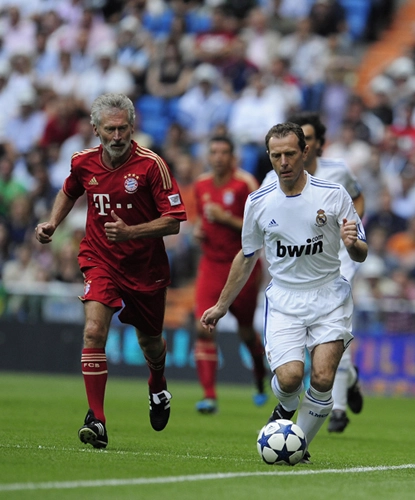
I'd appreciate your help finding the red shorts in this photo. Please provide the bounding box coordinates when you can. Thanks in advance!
[195,256,262,326]
[80,266,166,336]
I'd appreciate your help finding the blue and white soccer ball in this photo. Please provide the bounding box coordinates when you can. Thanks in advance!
[257,419,307,465]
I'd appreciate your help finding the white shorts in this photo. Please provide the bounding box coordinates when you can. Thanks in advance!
[263,275,354,372]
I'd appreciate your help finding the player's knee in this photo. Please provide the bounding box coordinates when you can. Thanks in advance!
[310,372,334,392]
[83,319,108,348]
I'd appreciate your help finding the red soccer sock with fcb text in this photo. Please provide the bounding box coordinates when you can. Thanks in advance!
[81,348,108,423]
[145,338,167,394]
[245,333,267,392]
[194,338,218,400]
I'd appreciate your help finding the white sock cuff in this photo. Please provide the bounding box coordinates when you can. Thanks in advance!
[307,385,333,404]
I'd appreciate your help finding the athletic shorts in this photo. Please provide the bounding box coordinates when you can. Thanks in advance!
[264,275,353,372]
[195,256,262,326]
[80,265,166,336]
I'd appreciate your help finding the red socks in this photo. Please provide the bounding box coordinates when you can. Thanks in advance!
[194,338,218,400]
[81,348,108,423]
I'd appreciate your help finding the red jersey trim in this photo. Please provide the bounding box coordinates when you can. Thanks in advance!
[135,145,172,190]
[71,147,100,160]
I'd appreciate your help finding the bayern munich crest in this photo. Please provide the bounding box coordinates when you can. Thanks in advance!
[124,173,139,193]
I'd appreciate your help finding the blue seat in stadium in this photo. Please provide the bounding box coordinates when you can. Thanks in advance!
[339,0,372,40]
[239,143,260,176]
[136,95,166,119]
[140,116,171,147]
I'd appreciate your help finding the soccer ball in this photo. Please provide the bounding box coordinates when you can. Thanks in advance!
[257,419,307,465]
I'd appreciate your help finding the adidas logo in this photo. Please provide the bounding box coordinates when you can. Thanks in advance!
[88,177,98,185]
[268,219,278,227]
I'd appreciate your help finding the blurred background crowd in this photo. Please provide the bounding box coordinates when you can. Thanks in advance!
[0,0,414,334]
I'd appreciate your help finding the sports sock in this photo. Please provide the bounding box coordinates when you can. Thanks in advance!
[145,338,167,394]
[245,333,266,392]
[271,375,303,412]
[81,348,108,423]
[194,338,218,400]
[332,349,356,411]
[296,386,333,445]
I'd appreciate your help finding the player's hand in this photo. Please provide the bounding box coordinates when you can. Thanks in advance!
[341,218,358,248]
[104,211,131,242]
[200,304,227,332]
[204,203,227,223]
[35,222,55,244]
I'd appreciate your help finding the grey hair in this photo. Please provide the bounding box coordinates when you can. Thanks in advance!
[90,93,136,127]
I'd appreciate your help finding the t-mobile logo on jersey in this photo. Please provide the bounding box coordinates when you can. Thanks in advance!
[93,194,133,215]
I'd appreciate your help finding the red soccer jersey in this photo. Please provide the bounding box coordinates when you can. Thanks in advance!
[63,141,187,291]
[195,169,258,263]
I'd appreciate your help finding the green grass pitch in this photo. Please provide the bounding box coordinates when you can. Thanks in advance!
[0,372,414,499]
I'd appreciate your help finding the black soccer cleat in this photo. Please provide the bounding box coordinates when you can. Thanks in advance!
[78,409,108,449]
[327,409,350,433]
[149,389,172,431]
[267,403,296,424]
[347,365,364,414]
[300,450,312,464]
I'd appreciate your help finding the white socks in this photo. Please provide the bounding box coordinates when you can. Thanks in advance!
[271,375,303,412]
[296,386,333,445]
[331,349,357,411]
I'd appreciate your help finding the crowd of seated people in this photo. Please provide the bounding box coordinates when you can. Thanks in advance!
[0,0,412,332]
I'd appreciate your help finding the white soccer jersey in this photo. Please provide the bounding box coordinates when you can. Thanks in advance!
[243,172,366,288]
[261,158,363,282]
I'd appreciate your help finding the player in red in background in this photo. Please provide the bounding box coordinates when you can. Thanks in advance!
[35,93,187,448]
[193,135,267,414]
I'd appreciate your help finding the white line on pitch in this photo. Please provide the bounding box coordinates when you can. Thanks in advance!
[0,465,414,492]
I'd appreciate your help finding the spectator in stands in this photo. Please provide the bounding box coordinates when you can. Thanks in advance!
[193,5,239,70]
[278,16,331,110]
[309,0,348,39]
[176,63,234,158]
[74,42,136,107]
[386,215,415,273]
[0,156,27,217]
[69,28,96,73]
[116,15,152,97]
[1,6,36,57]
[37,47,78,97]
[267,0,311,35]
[323,119,372,179]
[0,219,11,278]
[145,38,193,99]
[0,61,20,144]
[364,186,407,240]
[27,158,59,222]
[241,7,282,72]
[342,94,385,145]
[50,113,98,190]
[390,160,415,220]
[221,36,259,96]
[227,71,293,175]
[2,241,47,320]
[378,126,408,181]
[7,195,35,248]
[4,87,46,160]
[39,95,80,151]
[367,74,394,126]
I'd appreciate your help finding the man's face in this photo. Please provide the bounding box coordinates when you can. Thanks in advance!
[301,124,320,168]
[268,133,308,192]
[208,141,233,176]
[94,108,133,161]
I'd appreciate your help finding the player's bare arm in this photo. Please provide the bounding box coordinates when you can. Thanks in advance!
[341,218,368,263]
[104,211,180,242]
[200,249,260,331]
[35,189,77,244]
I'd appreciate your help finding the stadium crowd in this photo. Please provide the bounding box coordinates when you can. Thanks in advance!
[0,0,413,333]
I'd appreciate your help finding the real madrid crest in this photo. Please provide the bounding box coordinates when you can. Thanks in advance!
[124,173,139,194]
[315,209,327,227]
